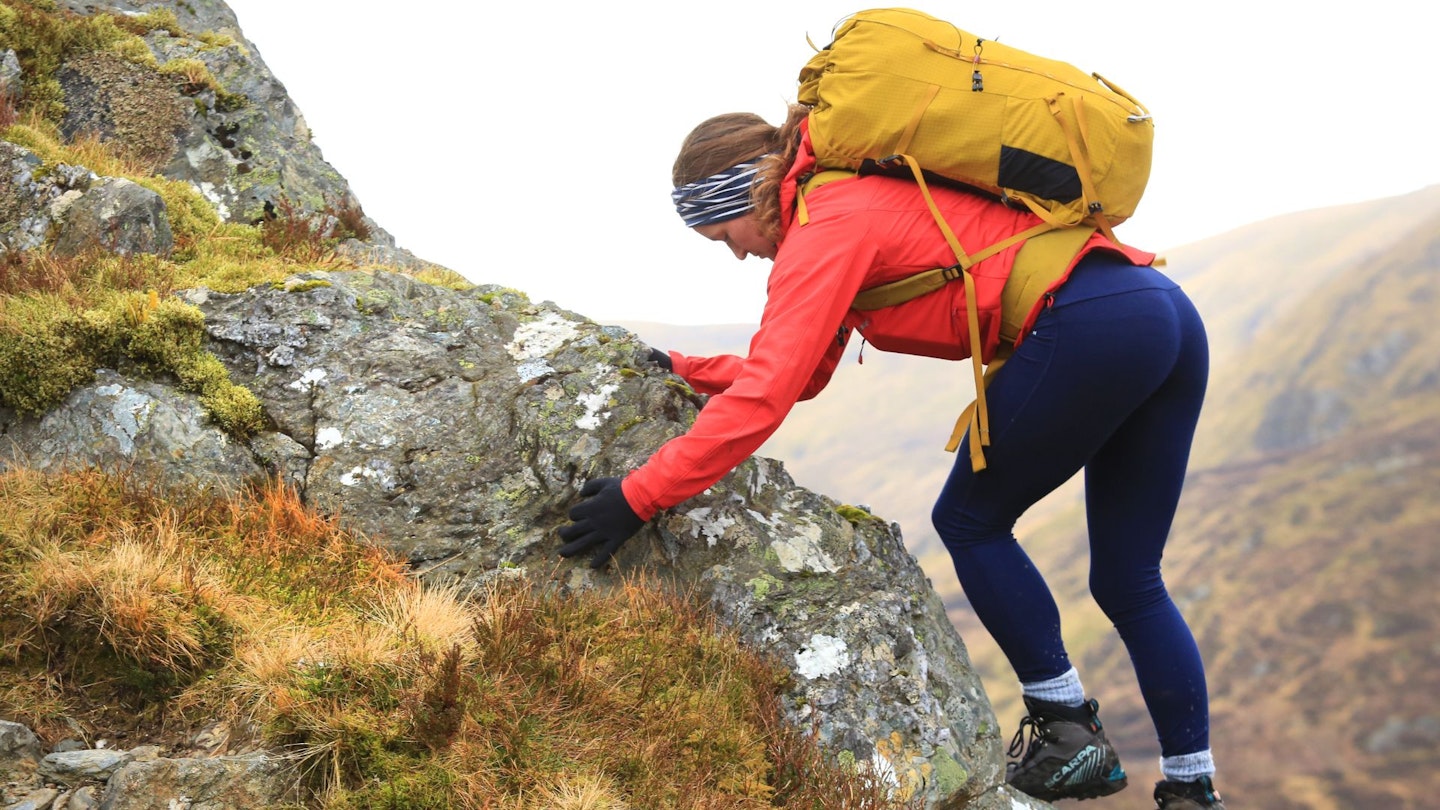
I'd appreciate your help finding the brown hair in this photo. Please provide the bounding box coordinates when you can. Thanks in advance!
[672,104,810,240]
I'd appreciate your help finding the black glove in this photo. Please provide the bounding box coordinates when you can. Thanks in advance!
[647,347,673,372]
[557,477,646,568]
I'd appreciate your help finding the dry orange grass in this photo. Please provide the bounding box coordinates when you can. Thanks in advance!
[0,467,917,809]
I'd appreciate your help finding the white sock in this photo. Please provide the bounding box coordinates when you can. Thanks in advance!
[1160,750,1216,782]
[1020,666,1085,707]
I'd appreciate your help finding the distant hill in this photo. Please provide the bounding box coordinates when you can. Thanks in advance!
[618,183,1440,809]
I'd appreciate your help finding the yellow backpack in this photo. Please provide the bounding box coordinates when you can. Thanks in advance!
[794,7,1155,470]
[798,6,1153,242]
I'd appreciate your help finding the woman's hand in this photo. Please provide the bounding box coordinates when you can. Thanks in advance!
[646,347,673,372]
[557,477,646,568]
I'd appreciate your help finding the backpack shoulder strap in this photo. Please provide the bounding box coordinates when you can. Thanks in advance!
[796,169,860,225]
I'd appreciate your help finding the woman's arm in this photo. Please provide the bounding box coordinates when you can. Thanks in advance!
[670,351,745,395]
[623,210,877,519]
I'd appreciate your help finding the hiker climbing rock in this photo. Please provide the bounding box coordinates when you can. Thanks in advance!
[560,9,1225,808]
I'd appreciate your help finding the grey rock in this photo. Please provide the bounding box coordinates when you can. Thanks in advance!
[55,1,240,37]
[51,786,100,810]
[0,720,41,781]
[0,143,56,253]
[246,429,310,490]
[66,785,101,810]
[37,750,131,786]
[19,162,98,249]
[335,239,453,274]
[0,369,262,495]
[47,1,390,244]
[120,747,162,764]
[190,270,1012,806]
[52,178,174,258]
[2,787,59,810]
[0,140,105,256]
[0,50,19,98]
[99,754,297,810]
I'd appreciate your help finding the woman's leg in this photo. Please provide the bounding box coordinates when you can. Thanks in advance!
[1084,286,1211,759]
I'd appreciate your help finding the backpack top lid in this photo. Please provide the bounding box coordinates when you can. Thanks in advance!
[797,7,1153,228]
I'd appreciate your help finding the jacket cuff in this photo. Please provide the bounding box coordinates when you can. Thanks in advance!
[668,351,689,379]
[620,475,659,522]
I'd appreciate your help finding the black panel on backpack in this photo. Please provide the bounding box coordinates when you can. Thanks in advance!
[999,146,1082,202]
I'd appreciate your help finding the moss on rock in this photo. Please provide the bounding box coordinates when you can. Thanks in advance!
[56,50,189,172]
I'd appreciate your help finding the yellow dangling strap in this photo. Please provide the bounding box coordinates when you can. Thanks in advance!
[893,154,971,266]
[946,353,1011,469]
[887,155,990,469]
[888,153,1001,470]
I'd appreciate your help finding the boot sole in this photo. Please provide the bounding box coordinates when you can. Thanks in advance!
[1045,775,1129,801]
[1013,775,1128,802]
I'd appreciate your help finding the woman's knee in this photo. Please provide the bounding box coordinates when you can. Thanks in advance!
[1088,568,1171,625]
[933,500,1015,552]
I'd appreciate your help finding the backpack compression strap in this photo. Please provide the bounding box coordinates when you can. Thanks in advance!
[1004,93,1122,245]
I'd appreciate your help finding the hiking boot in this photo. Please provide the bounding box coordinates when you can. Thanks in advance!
[1154,775,1226,809]
[1005,696,1128,801]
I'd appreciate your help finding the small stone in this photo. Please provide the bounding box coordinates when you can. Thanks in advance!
[2,786,59,810]
[37,750,132,786]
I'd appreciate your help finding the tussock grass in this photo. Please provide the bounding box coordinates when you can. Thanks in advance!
[0,468,917,809]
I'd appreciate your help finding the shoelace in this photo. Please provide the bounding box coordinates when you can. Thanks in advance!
[1006,713,1046,766]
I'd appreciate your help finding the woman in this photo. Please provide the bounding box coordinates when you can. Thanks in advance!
[557,106,1224,810]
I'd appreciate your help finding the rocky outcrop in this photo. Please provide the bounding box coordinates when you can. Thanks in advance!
[45,0,388,239]
[0,721,41,783]
[0,50,20,98]
[0,147,177,259]
[0,142,95,253]
[0,270,1043,809]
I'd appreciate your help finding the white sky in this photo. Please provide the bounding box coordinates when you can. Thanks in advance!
[224,2,1439,326]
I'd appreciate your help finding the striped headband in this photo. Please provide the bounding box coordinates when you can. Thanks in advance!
[671,157,767,228]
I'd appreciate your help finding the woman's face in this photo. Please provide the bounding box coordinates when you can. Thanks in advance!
[693,213,777,261]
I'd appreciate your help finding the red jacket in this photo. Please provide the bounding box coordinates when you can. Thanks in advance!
[622,123,1153,520]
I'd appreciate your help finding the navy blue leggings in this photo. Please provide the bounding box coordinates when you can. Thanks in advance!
[932,253,1211,757]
